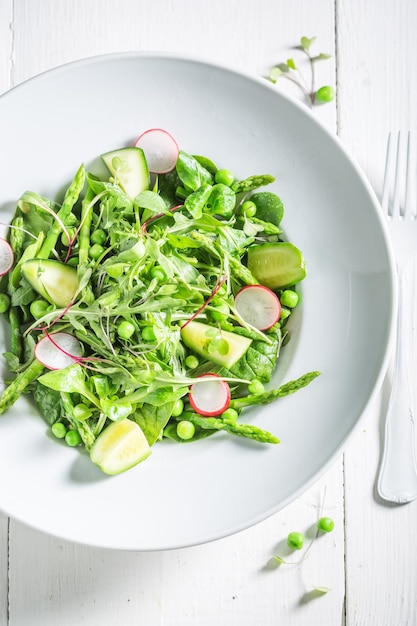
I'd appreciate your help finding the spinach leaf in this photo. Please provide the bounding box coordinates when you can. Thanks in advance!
[176,151,213,191]
[222,328,281,382]
[206,184,235,218]
[134,401,175,445]
[33,382,63,425]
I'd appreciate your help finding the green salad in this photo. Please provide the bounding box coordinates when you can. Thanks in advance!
[0,128,319,474]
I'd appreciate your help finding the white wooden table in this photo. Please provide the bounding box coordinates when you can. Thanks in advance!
[0,1,416,624]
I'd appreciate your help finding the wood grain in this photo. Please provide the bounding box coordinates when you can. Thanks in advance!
[338,1,417,623]
[3,0,417,624]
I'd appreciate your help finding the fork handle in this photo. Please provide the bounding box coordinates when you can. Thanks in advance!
[377,268,417,504]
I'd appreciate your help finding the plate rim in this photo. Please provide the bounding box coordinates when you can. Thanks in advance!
[0,51,397,550]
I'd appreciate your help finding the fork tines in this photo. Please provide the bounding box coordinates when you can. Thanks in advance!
[382,131,415,220]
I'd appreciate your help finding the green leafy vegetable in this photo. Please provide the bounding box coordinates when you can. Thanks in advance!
[0,133,319,474]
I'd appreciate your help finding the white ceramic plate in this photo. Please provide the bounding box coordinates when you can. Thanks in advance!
[0,53,395,550]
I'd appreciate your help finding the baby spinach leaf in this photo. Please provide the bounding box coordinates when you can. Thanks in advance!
[176,151,213,191]
[38,364,100,407]
[223,329,281,382]
[134,402,175,445]
[33,382,63,426]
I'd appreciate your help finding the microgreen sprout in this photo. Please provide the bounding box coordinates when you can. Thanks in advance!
[268,489,335,599]
[205,326,230,356]
[268,36,334,108]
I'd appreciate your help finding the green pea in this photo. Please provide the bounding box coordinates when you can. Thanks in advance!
[171,399,184,417]
[248,379,265,395]
[30,299,50,320]
[185,355,199,369]
[280,289,299,308]
[65,429,82,447]
[315,85,335,103]
[67,256,79,266]
[240,200,257,217]
[150,266,167,282]
[176,420,196,440]
[221,408,239,421]
[317,516,334,533]
[287,531,304,550]
[0,293,10,314]
[51,422,67,439]
[60,228,76,247]
[117,320,136,340]
[89,243,105,260]
[215,168,235,186]
[142,326,156,341]
[90,229,107,245]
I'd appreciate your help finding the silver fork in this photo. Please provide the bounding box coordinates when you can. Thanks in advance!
[377,131,417,504]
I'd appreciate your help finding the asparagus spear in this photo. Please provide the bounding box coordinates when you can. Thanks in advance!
[183,412,280,444]
[8,307,22,361]
[77,186,95,268]
[0,359,44,415]
[231,174,275,194]
[229,371,321,409]
[60,392,96,449]
[7,216,26,361]
[37,164,86,260]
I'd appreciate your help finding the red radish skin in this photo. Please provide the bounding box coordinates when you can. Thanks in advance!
[141,204,183,235]
[134,128,179,174]
[188,373,231,417]
[234,285,281,331]
[35,332,83,370]
[0,238,14,276]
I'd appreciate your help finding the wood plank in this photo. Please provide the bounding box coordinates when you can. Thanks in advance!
[0,0,13,93]
[8,466,344,626]
[0,513,8,626]
[4,1,346,624]
[337,0,417,623]
[0,3,13,624]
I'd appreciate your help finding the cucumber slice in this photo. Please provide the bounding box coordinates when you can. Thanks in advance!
[90,418,151,475]
[101,147,150,200]
[181,320,251,369]
[21,259,79,307]
[247,242,306,290]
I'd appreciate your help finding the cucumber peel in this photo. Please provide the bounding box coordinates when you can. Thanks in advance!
[247,242,306,290]
[181,320,252,369]
[21,259,79,308]
[101,147,150,200]
[90,418,151,475]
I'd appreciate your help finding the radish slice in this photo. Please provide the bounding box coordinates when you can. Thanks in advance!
[35,332,83,370]
[134,128,179,174]
[0,238,14,276]
[234,285,281,331]
[188,373,231,417]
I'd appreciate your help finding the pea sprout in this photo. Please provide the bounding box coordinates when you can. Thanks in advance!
[267,36,335,109]
[267,487,335,599]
